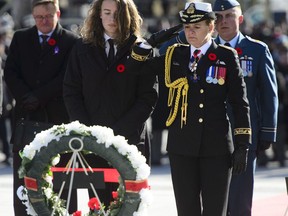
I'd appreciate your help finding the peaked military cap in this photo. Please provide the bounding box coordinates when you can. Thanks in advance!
[179,2,216,24]
[213,0,240,11]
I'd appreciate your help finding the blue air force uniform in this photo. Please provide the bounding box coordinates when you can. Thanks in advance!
[212,0,278,215]
[215,33,278,216]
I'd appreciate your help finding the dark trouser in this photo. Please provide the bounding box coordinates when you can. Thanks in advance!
[13,152,77,215]
[0,117,10,159]
[169,153,232,216]
[227,150,256,216]
[151,130,163,164]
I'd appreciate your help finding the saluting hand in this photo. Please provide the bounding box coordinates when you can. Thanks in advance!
[147,24,183,48]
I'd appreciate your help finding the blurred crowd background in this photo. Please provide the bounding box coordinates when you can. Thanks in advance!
[0,0,287,168]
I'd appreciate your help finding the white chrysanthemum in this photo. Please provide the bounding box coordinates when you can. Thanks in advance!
[44,187,53,199]
[22,145,36,160]
[17,186,37,216]
[89,125,114,143]
[17,186,27,201]
[65,121,88,135]
[133,189,153,216]
[135,164,151,180]
[51,154,60,166]
[44,174,53,185]
[25,201,37,216]
[112,136,131,155]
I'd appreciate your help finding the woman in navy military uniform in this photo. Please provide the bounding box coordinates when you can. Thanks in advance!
[127,2,251,216]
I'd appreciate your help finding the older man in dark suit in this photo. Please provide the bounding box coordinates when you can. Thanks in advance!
[4,0,79,215]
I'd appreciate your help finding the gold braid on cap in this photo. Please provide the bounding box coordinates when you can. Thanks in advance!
[165,44,189,128]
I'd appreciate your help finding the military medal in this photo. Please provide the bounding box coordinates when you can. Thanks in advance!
[193,73,199,82]
[240,55,253,77]
[212,67,218,84]
[189,49,201,83]
[206,66,214,83]
[218,67,226,85]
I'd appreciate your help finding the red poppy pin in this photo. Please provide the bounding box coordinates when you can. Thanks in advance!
[235,47,242,55]
[117,64,125,73]
[48,38,56,46]
[208,53,217,61]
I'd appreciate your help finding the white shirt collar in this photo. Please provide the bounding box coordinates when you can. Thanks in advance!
[190,39,212,56]
[38,30,53,37]
[219,32,240,48]
[104,33,114,43]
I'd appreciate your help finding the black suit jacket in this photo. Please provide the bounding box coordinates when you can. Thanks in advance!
[63,35,158,146]
[4,23,79,148]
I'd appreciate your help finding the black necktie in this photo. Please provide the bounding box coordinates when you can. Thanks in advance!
[40,35,49,49]
[224,42,231,47]
[108,39,115,65]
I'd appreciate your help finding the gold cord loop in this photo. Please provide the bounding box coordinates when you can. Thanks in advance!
[165,44,189,128]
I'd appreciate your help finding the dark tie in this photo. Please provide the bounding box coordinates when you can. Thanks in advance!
[108,39,115,65]
[40,35,49,49]
[192,49,201,63]
[224,42,231,47]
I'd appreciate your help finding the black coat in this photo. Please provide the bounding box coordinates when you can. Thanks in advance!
[4,23,79,125]
[63,35,158,146]
[128,41,251,157]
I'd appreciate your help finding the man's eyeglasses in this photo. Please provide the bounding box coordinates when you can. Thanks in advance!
[34,14,55,22]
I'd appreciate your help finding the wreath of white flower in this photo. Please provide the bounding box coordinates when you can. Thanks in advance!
[17,121,153,216]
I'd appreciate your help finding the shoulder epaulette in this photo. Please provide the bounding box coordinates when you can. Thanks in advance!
[245,35,266,46]
[218,43,233,50]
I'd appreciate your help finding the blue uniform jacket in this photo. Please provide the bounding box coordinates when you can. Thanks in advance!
[215,34,278,150]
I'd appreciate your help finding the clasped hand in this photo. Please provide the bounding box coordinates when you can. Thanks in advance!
[21,93,40,111]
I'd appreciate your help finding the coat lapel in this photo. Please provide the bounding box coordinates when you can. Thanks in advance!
[41,24,62,57]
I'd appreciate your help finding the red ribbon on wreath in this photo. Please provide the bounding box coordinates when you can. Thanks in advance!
[125,179,149,193]
[24,176,38,191]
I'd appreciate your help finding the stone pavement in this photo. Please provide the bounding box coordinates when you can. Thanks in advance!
[0,156,288,216]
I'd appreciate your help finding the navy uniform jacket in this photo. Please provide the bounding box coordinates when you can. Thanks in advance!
[4,24,79,150]
[215,34,278,150]
[128,40,251,156]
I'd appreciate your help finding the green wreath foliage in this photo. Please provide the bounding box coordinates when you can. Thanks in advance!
[18,122,150,216]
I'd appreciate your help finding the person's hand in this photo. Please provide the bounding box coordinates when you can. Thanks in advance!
[232,145,249,175]
[147,24,183,48]
[256,140,273,156]
[21,93,40,111]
